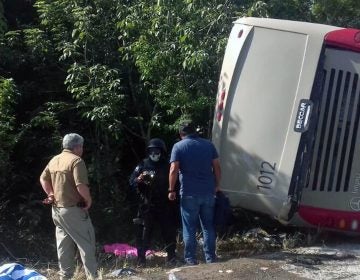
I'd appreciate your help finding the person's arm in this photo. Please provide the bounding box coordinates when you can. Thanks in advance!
[212,158,221,192]
[129,164,143,190]
[40,168,55,204]
[72,159,92,210]
[77,183,92,210]
[168,161,179,200]
[40,177,54,196]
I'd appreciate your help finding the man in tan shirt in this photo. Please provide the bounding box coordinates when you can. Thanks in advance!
[40,133,97,280]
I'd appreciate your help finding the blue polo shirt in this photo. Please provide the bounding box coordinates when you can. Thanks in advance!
[170,134,219,196]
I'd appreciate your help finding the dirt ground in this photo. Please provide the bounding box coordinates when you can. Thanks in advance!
[167,244,360,280]
[118,242,360,280]
[3,241,360,280]
[95,254,308,280]
[2,222,360,280]
[166,256,308,280]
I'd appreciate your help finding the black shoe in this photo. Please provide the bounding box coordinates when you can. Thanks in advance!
[136,260,146,268]
[184,259,198,266]
[165,257,178,267]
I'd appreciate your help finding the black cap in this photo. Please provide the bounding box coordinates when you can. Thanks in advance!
[179,121,196,135]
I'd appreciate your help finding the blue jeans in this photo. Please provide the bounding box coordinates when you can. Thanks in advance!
[180,195,216,263]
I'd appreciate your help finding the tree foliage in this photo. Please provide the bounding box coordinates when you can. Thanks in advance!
[0,1,7,35]
[1,0,360,245]
[312,0,360,28]
[0,78,18,190]
[118,0,238,136]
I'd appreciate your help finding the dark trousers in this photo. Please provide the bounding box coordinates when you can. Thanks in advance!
[136,206,177,262]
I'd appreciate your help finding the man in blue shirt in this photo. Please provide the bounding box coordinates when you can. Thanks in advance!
[168,122,221,265]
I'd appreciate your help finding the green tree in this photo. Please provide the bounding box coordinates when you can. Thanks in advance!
[118,0,240,137]
[34,0,139,240]
[0,1,7,35]
[7,0,360,248]
[245,0,312,21]
[0,78,18,202]
[311,0,360,28]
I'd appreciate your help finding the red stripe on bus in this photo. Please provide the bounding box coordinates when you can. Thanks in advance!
[325,29,360,53]
[298,205,360,231]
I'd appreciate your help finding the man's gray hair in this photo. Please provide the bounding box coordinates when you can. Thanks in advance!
[62,133,84,150]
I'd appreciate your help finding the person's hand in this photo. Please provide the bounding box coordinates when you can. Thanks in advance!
[83,199,92,210]
[42,194,54,205]
[136,174,144,183]
[168,192,176,201]
[77,199,91,210]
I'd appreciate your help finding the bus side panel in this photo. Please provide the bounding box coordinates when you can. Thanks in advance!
[215,26,308,216]
[212,24,253,148]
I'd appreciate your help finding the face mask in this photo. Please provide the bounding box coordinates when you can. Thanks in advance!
[149,152,161,162]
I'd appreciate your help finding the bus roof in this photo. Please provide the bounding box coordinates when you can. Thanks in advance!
[234,17,342,36]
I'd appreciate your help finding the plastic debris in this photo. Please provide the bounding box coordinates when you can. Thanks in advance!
[0,263,46,280]
[108,268,137,277]
[103,243,155,257]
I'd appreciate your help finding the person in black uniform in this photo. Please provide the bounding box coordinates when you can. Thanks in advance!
[129,138,178,267]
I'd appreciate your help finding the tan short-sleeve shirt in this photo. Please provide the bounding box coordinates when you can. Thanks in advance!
[40,149,89,207]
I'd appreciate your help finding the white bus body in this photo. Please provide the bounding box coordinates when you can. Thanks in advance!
[212,17,360,233]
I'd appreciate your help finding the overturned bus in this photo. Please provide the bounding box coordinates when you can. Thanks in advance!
[212,17,360,233]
